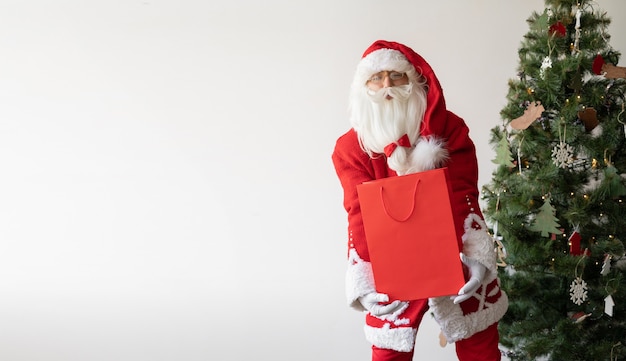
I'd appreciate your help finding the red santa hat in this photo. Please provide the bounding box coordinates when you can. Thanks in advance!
[354,40,449,141]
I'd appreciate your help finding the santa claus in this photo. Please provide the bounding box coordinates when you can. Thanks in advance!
[332,40,508,361]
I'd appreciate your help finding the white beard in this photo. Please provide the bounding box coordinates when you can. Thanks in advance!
[350,82,430,174]
[351,84,418,154]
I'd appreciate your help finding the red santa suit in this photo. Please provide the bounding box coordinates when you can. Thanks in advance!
[332,40,508,361]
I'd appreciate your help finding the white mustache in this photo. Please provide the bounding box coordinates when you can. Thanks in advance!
[366,83,413,103]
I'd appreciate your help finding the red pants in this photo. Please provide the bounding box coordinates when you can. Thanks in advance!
[371,323,501,361]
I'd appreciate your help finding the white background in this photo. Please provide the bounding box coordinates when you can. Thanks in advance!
[1,1,625,360]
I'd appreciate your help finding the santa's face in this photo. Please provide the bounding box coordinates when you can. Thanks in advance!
[349,48,429,173]
[350,70,423,152]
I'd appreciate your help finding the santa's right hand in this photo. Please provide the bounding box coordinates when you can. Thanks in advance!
[358,292,407,316]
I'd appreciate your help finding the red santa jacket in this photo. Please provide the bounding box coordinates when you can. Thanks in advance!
[332,112,480,262]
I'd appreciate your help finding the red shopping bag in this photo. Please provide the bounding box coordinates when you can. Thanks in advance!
[356,167,465,301]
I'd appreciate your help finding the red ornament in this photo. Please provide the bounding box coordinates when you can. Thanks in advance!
[592,54,605,75]
[570,311,591,323]
[549,22,567,37]
[569,231,582,255]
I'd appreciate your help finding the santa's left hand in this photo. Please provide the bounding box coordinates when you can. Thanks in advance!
[452,253,487,304]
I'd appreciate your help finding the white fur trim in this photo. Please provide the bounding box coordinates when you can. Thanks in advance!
[345,248,376,311]
[375,302,411,325]
[405,136,449,174]
[429,282,508,343]
[590,123,603,138]
[354,49,413,87]
[364,323,418,352]
[462,213,497,276]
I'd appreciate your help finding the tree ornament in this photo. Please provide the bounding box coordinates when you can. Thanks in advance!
[516,134,525,174]
[570,253,589,306]
[549,21,566,37]
[552,124,574,169]
[509,101,544,130]
[604,295,615,316]
[569,230,583,255]
[578,107,599,132]
[592,54,605,75]
[529,196,561,237]
[571,311,592,323]
[540,56,552,79]
[492,135,515,168]
[571,7,582,55]
[569,277,588,305]
[601,254,612,276]
[602,64,626,79]
[552,143,574,168]
[592,54,626,79]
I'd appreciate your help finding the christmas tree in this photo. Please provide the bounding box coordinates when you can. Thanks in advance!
[481,1,626,360]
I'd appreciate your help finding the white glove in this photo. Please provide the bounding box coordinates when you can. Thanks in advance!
[453,253,487,304]
[358,292,407,316]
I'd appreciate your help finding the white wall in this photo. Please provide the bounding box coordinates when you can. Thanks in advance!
[1,1,625,360]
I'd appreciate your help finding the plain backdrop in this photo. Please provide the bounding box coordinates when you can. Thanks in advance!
[1,1,625,360]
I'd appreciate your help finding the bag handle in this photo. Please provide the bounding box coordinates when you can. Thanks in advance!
[379,179,420,222]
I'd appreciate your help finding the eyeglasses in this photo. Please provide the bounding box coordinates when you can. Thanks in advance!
[367,71,407,85]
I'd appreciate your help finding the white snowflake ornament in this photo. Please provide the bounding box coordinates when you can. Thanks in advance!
[570,277,588,305]
[552,141,574,168]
